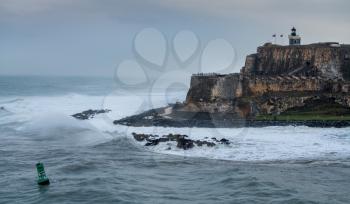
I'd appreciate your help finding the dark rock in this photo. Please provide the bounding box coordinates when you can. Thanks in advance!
[158,137,170,143]
[72,109,111,120]
[145,139,159,146]
[115,109,350,128]
[220,138,230,145]
[131,133,226,150]
[205,142,216,147]
[195,140,203,147]
[195,140,216,147]
[132,133,150,142]
[176,137,194,150]
[211,137,219,142]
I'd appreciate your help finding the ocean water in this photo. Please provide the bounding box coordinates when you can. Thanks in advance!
[0,75,350,204]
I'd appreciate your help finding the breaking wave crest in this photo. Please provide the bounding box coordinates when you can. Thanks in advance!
[2,93,350,162]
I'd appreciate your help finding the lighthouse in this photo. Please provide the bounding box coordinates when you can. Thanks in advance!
[288,27,301,45]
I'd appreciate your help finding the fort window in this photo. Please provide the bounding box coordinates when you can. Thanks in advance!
[345,54,350,60]
[306,61,311,66]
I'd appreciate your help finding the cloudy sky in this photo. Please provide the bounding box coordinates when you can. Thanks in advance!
[1,0,349,77]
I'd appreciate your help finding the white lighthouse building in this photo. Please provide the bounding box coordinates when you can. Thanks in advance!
[288,27,301,45]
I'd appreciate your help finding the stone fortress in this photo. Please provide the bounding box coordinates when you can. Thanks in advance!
[115,28,350,128]
[184,28,350,117]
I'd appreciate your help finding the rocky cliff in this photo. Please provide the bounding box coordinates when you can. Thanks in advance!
[242,43,350,80]
[184,42,350,118]
[114,42,350,128]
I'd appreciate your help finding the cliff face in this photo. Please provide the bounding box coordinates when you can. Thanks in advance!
[242,43,350,80]
[114,42,350,127]
[186,74,242,102]
[184,42,350,118]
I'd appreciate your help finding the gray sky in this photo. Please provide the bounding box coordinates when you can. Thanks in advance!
[1,0,350,77]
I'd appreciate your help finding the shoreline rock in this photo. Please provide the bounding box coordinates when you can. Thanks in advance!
[132,133,226,150]
[72,109,111,120]
[114,106,350,128]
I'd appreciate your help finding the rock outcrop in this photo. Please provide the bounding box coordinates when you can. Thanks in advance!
[72,109,111,120]
[114,42,350,128]
[131,133,231,150]
[184,42,350,117]
[244,43,350,79]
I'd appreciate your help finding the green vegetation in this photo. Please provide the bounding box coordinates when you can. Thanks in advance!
[256,114,350,121]
[256,100,350,121]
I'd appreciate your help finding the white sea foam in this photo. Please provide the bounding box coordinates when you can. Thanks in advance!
[1,93,350,161]
[22,112,113,146]
[125,126,350,162]
[0,94,117,145]
[0,92,175,145]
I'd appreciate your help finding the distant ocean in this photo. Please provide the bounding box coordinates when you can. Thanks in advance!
[1,75,350,203]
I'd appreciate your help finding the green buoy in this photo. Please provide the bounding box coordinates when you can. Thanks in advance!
[36,163,50,185]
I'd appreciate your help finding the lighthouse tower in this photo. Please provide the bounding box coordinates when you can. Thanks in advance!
[288,27,301,45]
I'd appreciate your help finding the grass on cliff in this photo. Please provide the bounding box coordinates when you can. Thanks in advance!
[256,101,350,121]
[256,114,350,121]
